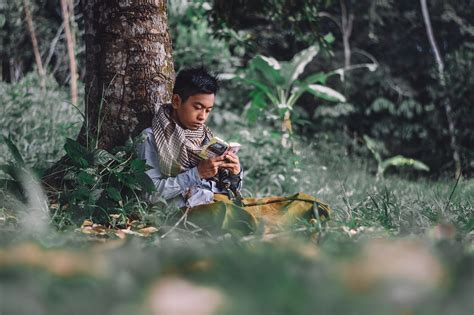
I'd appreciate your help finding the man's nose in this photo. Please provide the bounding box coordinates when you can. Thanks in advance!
[197,111,207,121]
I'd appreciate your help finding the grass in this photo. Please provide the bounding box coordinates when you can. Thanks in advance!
[0,79,473,315]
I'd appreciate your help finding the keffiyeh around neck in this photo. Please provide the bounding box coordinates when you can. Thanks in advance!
[152,103,214,177]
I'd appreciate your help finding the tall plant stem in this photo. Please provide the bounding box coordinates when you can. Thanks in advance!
[23,0,45,89]
[420,0,462,178]
[60,0,78,106]
[340,0,354,70]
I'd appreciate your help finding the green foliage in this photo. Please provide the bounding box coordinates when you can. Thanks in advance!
[363,135,429,180]
[52,136,155,227]
[433,44,474,172]
[237,44,345,144]
[168,0,249,118]
[223,124,303,197]
[0,0,82,84]
[0,72,83,169]
[212,0,471,175]
[0,134,28,203]
[3,135,25,165]
[168,0,242,73]
[212,0,331,58]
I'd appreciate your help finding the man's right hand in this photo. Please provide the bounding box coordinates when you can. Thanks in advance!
[197,156,226,179]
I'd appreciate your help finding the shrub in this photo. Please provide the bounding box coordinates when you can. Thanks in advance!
[0,72,83,169]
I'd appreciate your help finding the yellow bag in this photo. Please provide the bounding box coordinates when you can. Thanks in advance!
[187,192,331,236]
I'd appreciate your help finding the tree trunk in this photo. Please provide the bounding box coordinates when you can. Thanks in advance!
[80,0,175,150]
[43,0,175,189]
[60,0,78,106]
[1,21,11,82]
[23,0,46,89]
[420,0,462,178]
[1,56,11,82]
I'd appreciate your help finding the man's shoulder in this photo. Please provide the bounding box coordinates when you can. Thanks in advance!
[140,127,154,139]
[137,127,155,148]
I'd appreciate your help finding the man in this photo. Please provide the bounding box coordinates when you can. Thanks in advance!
[139,67,330,234]
[137,67,242,208]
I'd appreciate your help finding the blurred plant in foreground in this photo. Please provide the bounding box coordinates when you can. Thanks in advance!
[0,135,50,238]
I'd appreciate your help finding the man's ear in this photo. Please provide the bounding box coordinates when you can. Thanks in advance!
[172,94,181,109]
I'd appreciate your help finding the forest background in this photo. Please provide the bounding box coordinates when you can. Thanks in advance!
[0,1,473,314]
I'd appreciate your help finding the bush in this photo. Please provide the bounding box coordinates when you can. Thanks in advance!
[0,72,83,169]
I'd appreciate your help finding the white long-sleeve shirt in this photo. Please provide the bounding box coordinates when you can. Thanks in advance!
[136,128,243,209]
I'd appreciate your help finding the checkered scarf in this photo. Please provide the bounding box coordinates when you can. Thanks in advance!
[152,103,214,177]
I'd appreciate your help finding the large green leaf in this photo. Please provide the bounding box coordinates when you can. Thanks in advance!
[323,32,335,44]
[250,55,283,87]
[363,135,382,164]
[246,91,267,124]
[3,135,24,165]
[71,187,90,202]
[0,164,25,182]
[117,173,142,191]
[77,171,96,186]
[107,187,122,202]
[259,56,281,70]
[241,78,273,95]
[135,173,155,193]
[89,189,104,203]
[64,138,90,167]
[130,159,147,173]
[381,156,430,173]
[282,44,320,84]
[303,72,328,85]
[306,84,346,102]
[92,149,116,166]
[0,14,6,28]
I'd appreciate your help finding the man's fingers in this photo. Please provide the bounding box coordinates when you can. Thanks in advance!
[211,160,225,167]
[224,155,238,163]
[227,152,238,158]
[220,162,238,168]
[211,155,226,162]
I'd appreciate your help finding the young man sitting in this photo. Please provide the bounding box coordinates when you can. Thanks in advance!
[137,67,242,209]
[138,67,330,234]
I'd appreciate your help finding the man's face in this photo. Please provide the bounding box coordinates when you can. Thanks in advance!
[172,93,215,130]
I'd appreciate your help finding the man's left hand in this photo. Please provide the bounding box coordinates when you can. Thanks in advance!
[220,152,241,175]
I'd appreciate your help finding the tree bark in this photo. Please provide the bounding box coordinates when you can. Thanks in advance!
[1,13,12,83]
[420,0,462,178]
[23,0,46,89]
[80,0,175,150]
[60,0,78,105]
[43,0,175,189]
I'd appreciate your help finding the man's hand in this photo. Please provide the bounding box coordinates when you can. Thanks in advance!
[220,152,241,175]
[197,155,226,179]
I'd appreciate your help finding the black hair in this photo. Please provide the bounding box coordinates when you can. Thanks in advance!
[173,67,219,102]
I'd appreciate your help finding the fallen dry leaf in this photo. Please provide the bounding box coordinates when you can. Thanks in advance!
[138,226,159,236]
